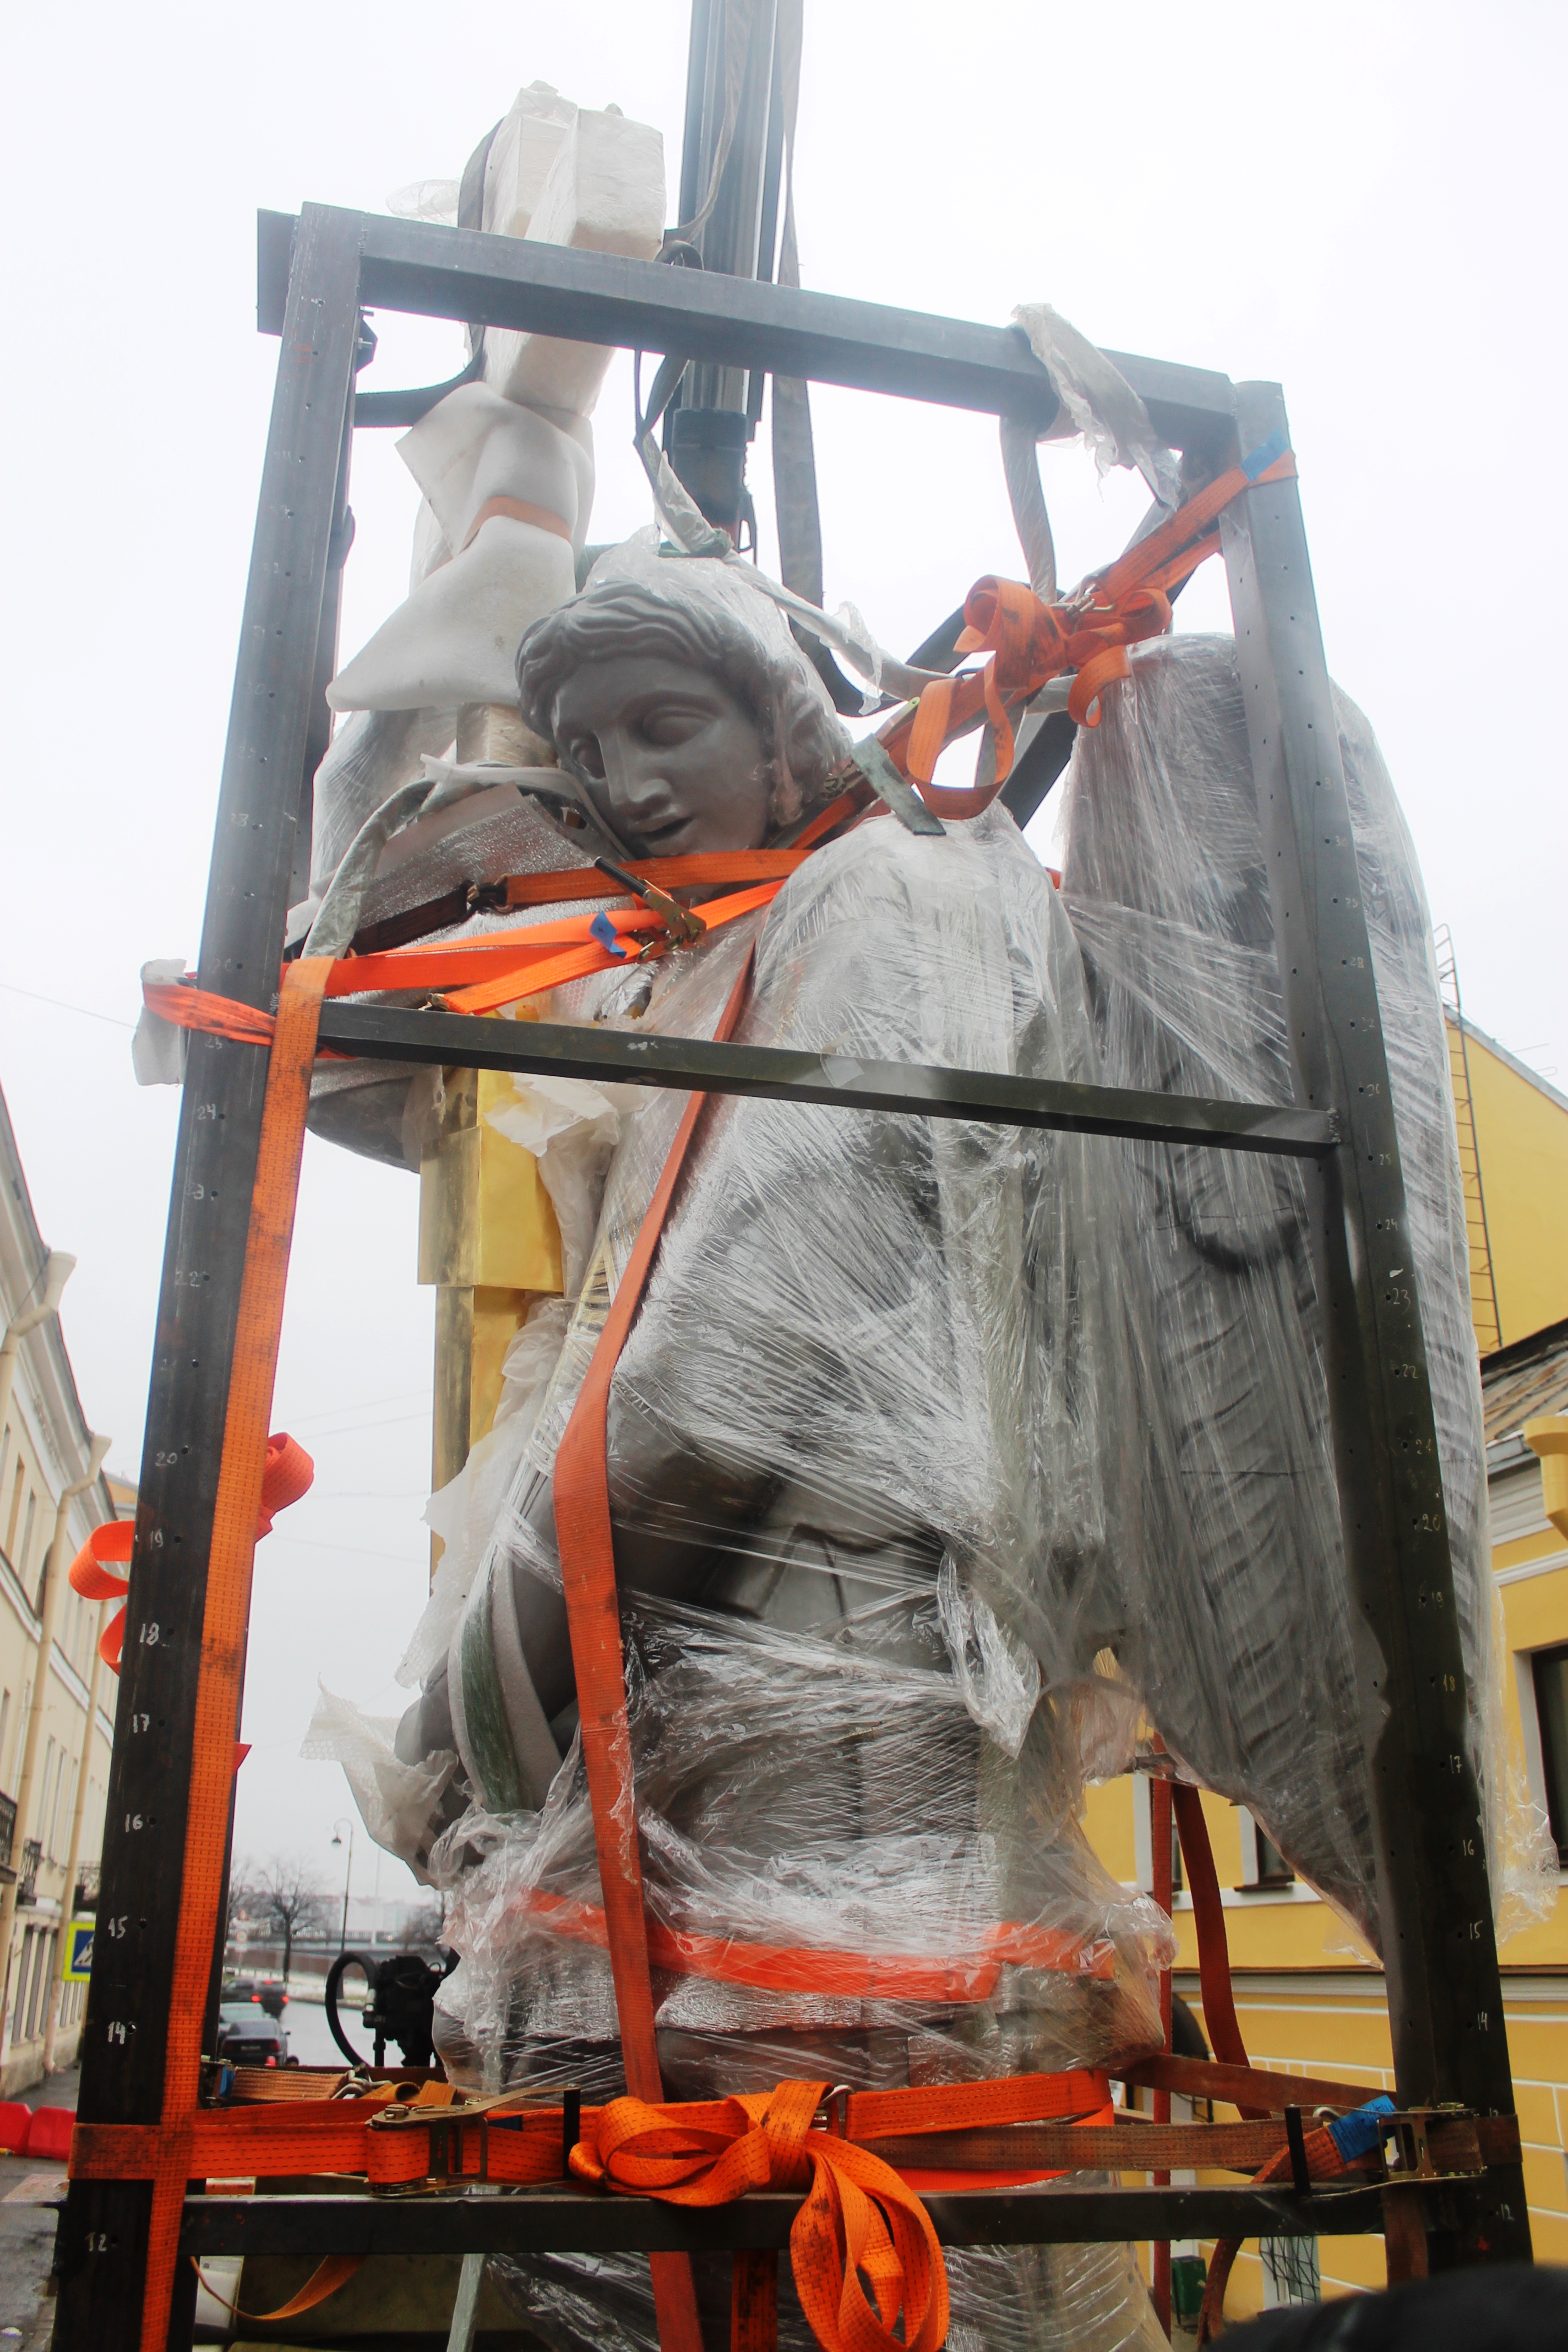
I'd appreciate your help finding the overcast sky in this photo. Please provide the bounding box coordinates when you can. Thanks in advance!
[1,1,1562,1904]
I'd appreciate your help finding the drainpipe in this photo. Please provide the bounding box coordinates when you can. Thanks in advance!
[42,1590,112,2072]
[0,1251,76,1436]
[0,1431,110,2051]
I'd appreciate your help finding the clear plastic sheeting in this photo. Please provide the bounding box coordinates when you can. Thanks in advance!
[404,802,1170,1845]
[372,759,1178,2348]
[431,1589,1168,2105]
[489,2238,1164,2352]
[1058,632,1529,1945]
[302,1684,456,1886]
[1011,304,1180,512]
[324,554,1521,2349]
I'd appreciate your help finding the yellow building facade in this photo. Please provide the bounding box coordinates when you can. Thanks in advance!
[1086,1004,1568,2315]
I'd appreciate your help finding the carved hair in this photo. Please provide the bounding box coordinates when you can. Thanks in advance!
[515,577,849,827]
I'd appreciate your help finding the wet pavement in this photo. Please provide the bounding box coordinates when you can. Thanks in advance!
[0,2064,77,2351]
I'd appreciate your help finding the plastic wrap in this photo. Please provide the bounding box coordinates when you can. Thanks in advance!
[302,1684,455,1885]
[301,783,609,1169]
[489,2238,1164,2352]
[341,556,1175,2348]
[1058,633,1509,1943]
[327,562,1509,2348]
[410,802,1175,2135]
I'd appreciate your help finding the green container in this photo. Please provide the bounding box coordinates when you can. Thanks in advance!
[1172,2253,1209,2326]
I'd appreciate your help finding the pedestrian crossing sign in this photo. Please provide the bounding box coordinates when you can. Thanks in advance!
[65,1920,95,1982]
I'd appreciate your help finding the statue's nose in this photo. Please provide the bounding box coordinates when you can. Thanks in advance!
[601,734,677,825]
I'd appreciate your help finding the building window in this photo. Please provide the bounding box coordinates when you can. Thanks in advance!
[24,1931,56,2041]
[13,1927,37,2041]
[1533,1644,1568,1864]
[1255,1825,1293,1885]
[57,1760,75,1859]
[4,1459,25,1560]
[20,1491,38,1600]
[1238,1808,1296,1891]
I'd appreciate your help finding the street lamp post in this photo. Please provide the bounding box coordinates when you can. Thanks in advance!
[330,1817,355,1949]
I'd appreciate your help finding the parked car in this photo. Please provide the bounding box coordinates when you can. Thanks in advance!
[214,2002,294,2067]
[222,1975,288,2019]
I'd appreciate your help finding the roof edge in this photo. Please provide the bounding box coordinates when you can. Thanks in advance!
[1481,1309,1568,1379]
[0,1078,118,1525]
[1447,1005,1568,1117]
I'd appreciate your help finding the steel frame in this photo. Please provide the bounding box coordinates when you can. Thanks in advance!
[54,202,1529,2348]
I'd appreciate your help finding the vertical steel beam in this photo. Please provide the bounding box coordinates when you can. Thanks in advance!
[1223,383,1529,2264]
[52,205,363,2352]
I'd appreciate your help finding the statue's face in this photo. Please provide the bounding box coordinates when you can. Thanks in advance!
[549,655,774,857]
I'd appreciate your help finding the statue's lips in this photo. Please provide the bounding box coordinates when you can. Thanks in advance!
[626,813,703,854]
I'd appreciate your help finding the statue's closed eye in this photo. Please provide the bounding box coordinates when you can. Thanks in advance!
[565,733,606,779]
[640,707,711,749]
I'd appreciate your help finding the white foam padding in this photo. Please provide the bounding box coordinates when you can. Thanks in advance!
[482,82,578,241]
[484,109,665,415]
[328,518,577,711]
[397,383,594,556]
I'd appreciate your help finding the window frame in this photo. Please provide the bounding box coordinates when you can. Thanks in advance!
[1529,1640,1568,1866]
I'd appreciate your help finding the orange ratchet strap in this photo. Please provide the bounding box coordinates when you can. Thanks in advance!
[575,2078,950,2352]
[499,845,814,908]
[888,440,1297,813]
[511,1885,1113,2001]
[496,786,863,911]
[145,788,868,1043]
[191,2251,366,2327]
[1169,1783,1267,2114]
[94,957,333,2352]
[74,2070,1119,2352]
[546,949,758,2352]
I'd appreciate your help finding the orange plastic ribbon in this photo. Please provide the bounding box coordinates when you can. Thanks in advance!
[892,449,1298,801]
[68,1430,313,1673]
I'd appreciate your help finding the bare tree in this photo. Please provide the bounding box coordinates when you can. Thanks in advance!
[396,1902,444,1952]
[251,1854,329,1984]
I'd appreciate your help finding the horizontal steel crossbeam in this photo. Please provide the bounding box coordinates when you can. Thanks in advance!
[256,208,1237,450]
[315,1001,1339,1158]
[181,2180,1396,2258]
